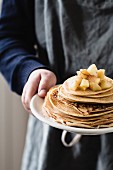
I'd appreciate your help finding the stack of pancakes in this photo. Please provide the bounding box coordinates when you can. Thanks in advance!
[43,65,113,128]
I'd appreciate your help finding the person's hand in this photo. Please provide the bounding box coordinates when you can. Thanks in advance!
[21,69,57,112]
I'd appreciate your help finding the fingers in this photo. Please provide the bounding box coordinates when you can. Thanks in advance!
[21,74,41,112]
[21,83,38,112]
[21,69,57,113]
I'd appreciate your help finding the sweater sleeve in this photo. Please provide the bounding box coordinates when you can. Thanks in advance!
[0,0,45,95]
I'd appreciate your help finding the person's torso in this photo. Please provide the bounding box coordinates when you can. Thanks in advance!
[34,0,113,82]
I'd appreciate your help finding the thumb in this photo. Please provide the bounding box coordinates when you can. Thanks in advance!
[38,73,56,98]
[38,77,51,98]
[38,89,47,98]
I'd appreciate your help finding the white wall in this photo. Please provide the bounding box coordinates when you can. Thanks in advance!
[0,74,28,170]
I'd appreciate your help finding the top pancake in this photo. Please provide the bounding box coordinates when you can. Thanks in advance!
[63,76,113,96]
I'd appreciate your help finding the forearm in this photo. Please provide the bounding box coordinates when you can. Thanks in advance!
[0,39,44,94]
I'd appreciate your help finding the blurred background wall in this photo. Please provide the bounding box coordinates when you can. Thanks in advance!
[0,74,28,170]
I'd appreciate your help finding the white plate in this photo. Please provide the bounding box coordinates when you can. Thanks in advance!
[30,94,113,135]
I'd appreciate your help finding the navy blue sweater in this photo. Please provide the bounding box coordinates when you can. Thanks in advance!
[0,0,44,95]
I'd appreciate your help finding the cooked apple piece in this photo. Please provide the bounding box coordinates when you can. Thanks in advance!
[69,76,82,90]
[100,79,112,90]
[89,82,101,91]
[79,79,89,91]
[88,75,100,84]
[87,64,98,76]
[80,69,90,76]
[97,69,105,80]
[79,86,87,91]
[77,71,87,79]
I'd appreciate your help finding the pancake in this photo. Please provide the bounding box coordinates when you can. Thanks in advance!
[63,76,113,97]
[87,88,113,98]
